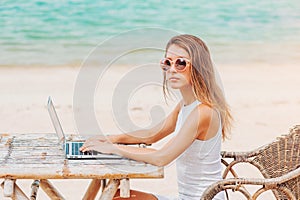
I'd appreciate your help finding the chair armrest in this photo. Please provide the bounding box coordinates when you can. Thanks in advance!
[201,167,300,200]
[221,146,264,161]
[220,148,265,180]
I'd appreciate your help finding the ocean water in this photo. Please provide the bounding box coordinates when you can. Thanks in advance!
[0,0,299,66]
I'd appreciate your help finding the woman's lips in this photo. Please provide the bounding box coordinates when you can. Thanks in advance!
[169,77,180,81]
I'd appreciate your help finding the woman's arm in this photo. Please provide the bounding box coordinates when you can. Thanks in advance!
[82,104,219,166]
[115,104,218,166]
[86,102,182,145]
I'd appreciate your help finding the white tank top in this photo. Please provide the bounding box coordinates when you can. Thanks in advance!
[175,100,224,200]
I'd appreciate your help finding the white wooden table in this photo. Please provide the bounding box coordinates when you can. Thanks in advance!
[0,133,164,199]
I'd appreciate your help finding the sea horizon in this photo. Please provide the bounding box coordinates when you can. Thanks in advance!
[1,0,299,66]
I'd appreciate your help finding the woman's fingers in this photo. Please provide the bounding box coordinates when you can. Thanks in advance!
[80,139,101,152]
[80,136,113,153]
[80,140,93,152]
[79,145,87,152]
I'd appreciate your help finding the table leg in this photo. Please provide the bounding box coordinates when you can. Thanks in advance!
[3,179,14,197]
[82,179,101,200]
[39,179,65,200]
[99,179,120,200]
[1,179,30,200]
[120,178,130,198]
[30,180,40,200]
[101,179,106,192]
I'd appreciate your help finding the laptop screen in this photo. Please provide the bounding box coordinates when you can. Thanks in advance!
[47,96,65,143]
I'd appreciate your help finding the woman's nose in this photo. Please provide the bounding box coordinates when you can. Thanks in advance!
[168,64,177,73]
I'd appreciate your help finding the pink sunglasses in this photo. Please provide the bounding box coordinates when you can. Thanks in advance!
[160,57,191,72]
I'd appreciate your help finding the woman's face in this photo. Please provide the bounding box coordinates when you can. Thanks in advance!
[165,44,192,90]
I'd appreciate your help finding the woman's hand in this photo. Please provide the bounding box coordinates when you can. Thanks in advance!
[80,139,118,155]
[84,135,109,143]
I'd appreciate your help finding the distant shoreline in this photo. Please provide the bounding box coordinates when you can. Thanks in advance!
[1,40,299,67]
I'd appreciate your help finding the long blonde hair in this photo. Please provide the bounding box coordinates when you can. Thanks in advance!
[163,34,232,139]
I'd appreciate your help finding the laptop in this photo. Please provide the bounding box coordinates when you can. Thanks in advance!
[47,96,123,159]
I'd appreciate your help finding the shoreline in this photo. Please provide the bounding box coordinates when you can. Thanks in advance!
[1,40,300,69]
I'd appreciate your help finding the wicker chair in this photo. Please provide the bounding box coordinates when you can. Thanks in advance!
[201,125,300,200]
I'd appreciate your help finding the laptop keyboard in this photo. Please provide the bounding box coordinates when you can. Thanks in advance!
[65,141,97,156]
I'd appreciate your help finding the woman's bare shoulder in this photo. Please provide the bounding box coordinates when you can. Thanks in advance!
[193,104,220,140]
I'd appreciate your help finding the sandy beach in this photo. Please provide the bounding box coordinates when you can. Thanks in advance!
[1,62,300,199]
[1,0,299,198]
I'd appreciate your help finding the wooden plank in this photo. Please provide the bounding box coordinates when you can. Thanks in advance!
[99,179,120,200]
[39,179,65,200]
[0,161,164,179]
[82,179,101,200]
[0,133,164,180]
[120,178,130,198]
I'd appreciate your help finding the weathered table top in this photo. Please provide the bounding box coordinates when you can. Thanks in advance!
[0,133,163,180]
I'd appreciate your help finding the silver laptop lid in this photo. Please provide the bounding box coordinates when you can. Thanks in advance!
[47,96,65,143]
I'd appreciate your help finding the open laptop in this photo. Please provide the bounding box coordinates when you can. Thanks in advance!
[47,96,123,159]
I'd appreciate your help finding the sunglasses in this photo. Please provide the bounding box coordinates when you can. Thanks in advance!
[160,57,191,72]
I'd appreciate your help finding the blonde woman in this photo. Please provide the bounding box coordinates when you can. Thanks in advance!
[81,34,232,200]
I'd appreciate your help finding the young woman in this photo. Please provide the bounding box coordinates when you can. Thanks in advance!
[81,34,232,200]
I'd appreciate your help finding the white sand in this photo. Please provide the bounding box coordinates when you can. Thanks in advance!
[0,63,300,199]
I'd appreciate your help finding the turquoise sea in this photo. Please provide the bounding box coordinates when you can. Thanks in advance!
[0,0,299,66]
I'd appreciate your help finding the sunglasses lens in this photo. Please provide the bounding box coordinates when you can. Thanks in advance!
[175,58,187,71]
[164,59,171,66]
[160,59,171,71]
